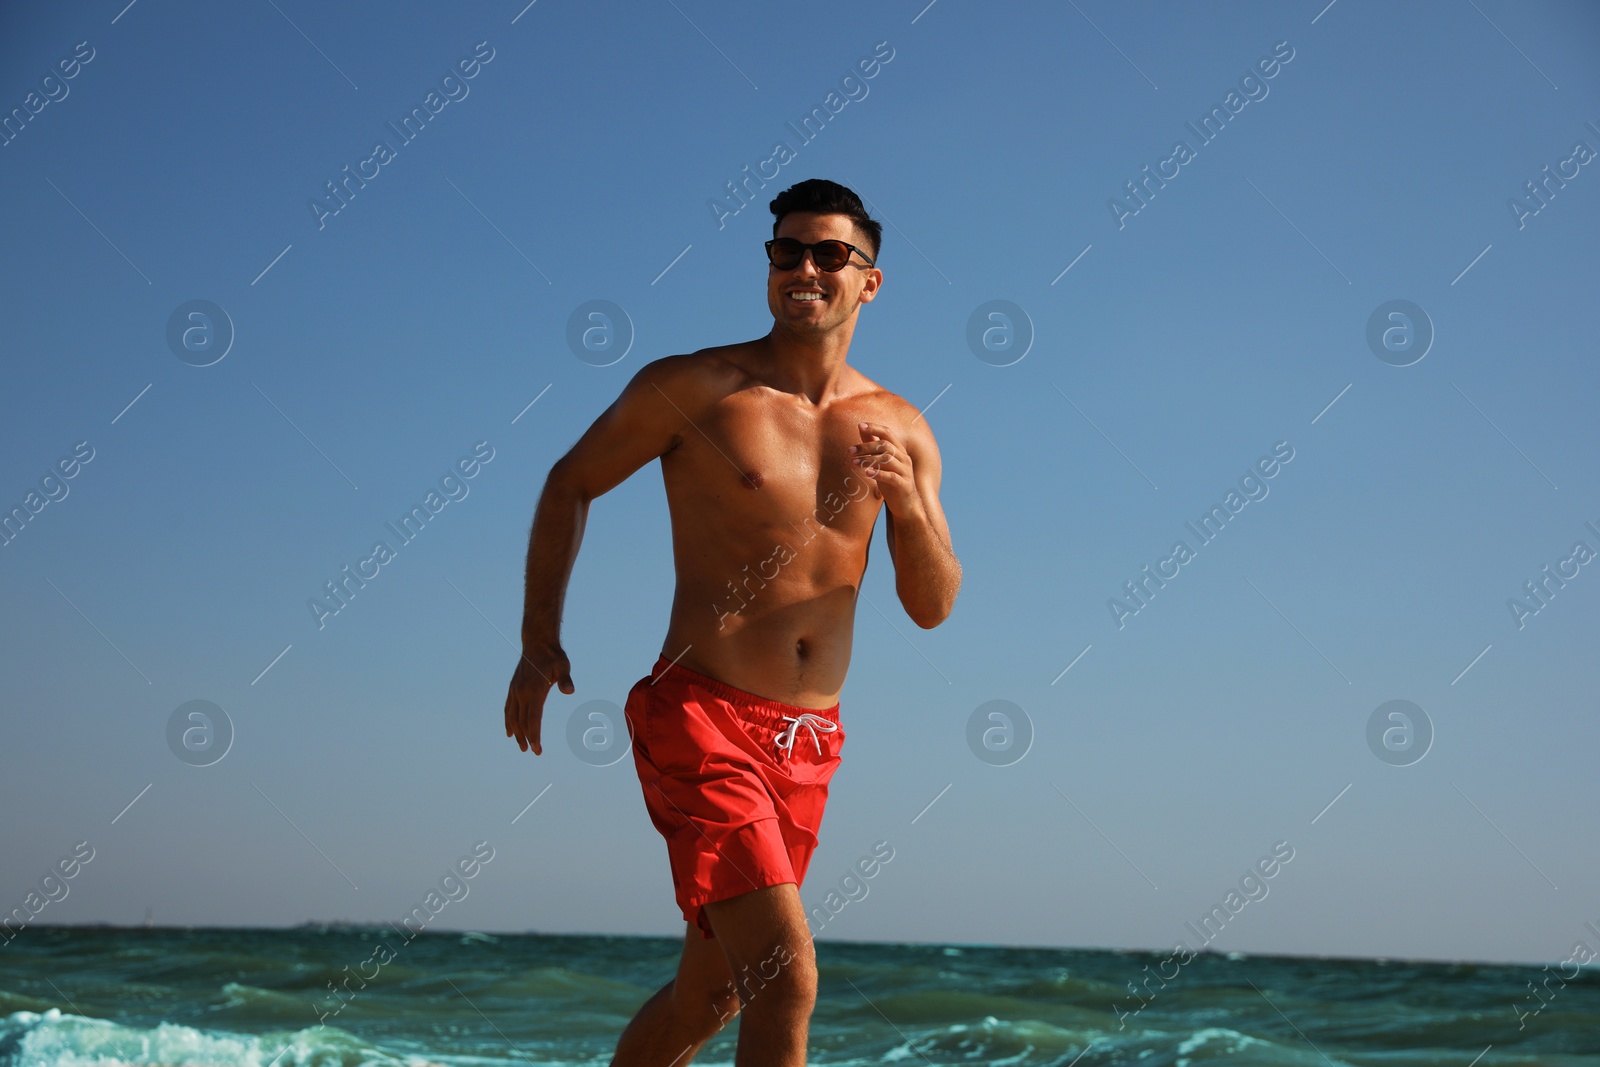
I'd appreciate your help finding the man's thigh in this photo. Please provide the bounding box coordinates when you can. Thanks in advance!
[701,883,816,993]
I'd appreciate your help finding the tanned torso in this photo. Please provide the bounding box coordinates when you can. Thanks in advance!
[655,343,911,709]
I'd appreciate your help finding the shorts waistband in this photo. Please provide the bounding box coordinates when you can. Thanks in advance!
[649,654,840,723]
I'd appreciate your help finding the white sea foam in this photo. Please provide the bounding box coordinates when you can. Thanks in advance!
[0,1008,413,1067]
[1175,1025,1271,1065]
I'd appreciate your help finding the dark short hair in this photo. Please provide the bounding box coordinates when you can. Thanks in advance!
[769,179,882,262]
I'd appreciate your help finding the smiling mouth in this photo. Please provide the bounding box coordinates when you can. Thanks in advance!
[788,291,825,303]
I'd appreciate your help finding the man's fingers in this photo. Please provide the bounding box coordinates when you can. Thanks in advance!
[528,680,548,754]
[858,420,889,441]
[507,650,569,755]
[505,684,526,750]
[507,676,532,752]
[858,421,899,444]
[522,692,545,751]
[859,453,907,477]
[852,440,903,468]
[530,662,561,754]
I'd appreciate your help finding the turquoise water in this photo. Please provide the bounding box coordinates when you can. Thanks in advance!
[1,926,1596,1065]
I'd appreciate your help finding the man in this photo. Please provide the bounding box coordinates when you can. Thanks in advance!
[503,178,960,1065]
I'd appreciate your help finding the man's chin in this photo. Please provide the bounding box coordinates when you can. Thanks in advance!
[777,303,847,328]
[776,316,835,336]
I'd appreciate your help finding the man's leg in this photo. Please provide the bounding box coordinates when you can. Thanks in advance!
[610,884,816,1067]
[612,923,742,1066]
[702,883,817,1067]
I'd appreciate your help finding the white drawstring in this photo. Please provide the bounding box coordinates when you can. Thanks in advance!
[775,713,838,757]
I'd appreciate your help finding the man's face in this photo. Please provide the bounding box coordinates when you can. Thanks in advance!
[766,212,881,334]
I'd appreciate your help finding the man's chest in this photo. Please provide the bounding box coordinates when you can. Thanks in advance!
[667,391,889,526]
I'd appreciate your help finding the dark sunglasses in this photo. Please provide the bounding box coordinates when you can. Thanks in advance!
[764,237,875,272]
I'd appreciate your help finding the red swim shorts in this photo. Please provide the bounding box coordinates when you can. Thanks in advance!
[624,655,845,940]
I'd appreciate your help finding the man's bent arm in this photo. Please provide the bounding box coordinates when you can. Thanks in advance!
[881,420,960,628]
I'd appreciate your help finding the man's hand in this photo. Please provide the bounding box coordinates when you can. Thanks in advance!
[504,642,575,755]
[849,421,921,516]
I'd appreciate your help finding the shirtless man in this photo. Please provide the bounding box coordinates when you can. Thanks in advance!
[503,178,960,1065]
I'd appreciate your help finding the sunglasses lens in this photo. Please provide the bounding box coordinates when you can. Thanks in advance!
[813,241,850,271]
[768,239,803,269]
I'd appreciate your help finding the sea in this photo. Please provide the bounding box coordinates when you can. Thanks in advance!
[0,926,1595,1065]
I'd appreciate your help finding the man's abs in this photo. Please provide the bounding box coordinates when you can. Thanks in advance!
[663,576,860,709]
[662,467,879,706]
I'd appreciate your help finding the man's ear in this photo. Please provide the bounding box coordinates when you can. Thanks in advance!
[858,268,883,303]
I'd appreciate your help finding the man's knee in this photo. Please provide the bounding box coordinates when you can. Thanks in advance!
[701,884,817,1012]
[671,976,742,1036]
[732,941,816,1013]
[711,982,743,1026]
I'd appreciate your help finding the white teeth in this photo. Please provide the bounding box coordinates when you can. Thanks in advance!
[790,292,824,301]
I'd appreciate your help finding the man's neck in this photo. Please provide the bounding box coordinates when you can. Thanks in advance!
[757,324,856,405]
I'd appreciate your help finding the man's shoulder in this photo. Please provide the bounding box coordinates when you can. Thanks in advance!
[843,368,923,423]
[632,344,755,396]
[839,371,943,462]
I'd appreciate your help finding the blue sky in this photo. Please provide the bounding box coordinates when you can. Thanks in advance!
[2,0,1597,967]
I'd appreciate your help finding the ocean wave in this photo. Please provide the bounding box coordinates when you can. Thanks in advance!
[460,965,645,1003]
[842,1015,1367,1067]
[1173,1026,1283,1065]
[871,1015,1094,1064]
[216,982,314,1013]
[8,930,1600,1066]
[0,1008,421,1067]
[834,986,1112,1031]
